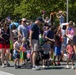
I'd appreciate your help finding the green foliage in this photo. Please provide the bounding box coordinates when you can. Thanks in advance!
[0,0,76,23]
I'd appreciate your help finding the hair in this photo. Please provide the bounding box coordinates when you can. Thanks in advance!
[68,40,73,46]
[62,25,66,30]
[68,21,73,26]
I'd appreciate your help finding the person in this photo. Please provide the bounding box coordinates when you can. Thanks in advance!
[20,37,27,65]
[13,36,22,69]
[53,30,62,65]
[45,26,55,61]
[57,11,65,25]
[66,40,74,69]
[61,25,67,61]
[42,40,51,68]
[72,30,76,69]
[29,17,44,70]
[18,18,28,39]
[0,28,5,68]
[2,22,10,67]
[66,21,75,44]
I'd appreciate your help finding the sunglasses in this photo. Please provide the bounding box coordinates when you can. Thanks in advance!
[22,21,26,22]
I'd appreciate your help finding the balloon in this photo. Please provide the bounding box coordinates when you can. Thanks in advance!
[20,46,26,52]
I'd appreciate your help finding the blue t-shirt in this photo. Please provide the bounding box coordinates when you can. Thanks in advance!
[18,25,27,38]
[31,23,39,40]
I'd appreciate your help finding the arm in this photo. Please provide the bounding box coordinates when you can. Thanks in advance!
[45,36,55,42]
[18,26,22,37]
[13,43,20,52]
[29,30,33,46]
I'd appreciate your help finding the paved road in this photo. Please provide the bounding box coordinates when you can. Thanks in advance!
[0,62,76,75]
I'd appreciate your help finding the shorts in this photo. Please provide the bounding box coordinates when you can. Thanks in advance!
[72,53,76,60]
[0,44,4,48]
[54,46,61,56]
[31,39,38,51]
[42,53,49,59]
[4,44,10,49]
[13,50,20,59]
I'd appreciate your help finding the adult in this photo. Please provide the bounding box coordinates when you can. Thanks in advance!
[29,17,44,70]
[18,18,28,39]
[45,26,55,60]
[66,21,75,44]
[2,22,10,67]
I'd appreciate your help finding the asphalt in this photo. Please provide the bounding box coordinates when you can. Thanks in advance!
[0,62,76,75]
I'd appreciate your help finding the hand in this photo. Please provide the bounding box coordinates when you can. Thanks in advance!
[18,50,21,52]
[29,42,32,48]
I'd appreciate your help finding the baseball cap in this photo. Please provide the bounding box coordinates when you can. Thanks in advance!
[37,17,44,23]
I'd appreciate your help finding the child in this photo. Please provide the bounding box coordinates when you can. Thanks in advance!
[66,40,74,69]
[20,37,27,65]
[54,32,62,65]
[42,40,51,68]
[13,36,22,69]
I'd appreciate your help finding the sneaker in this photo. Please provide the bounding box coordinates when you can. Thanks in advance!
[71,66,74,69]
[32,66,40,70]
[15,64,18,69]
[42,65,46,68]
[18,66,21,68]
[2,64,5,68]
[57,62,61,65]
[66,65,70,69]
[6,63,10,67]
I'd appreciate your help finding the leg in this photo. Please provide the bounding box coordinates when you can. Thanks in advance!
[0,49,5,68]
[5,49,10,66]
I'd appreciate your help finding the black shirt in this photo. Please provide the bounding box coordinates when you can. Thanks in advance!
[31,23,39,40]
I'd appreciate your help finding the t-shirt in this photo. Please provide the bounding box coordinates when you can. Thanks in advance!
[46,30,54,39]
[66,45,74,54]
[13,41,21,50]
[31,23,39,40]
[42,43,50,53]
[55,35,62,47]
[18,25,27,38]
[67,27,74,39]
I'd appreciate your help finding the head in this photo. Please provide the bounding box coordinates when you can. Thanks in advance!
[22,37,26,44]
[17,35,22,42]
[68,21,73,27]
[21,18,26,25]
[3,22,10,29]
[35,17,44,25]
[68,40,72,46]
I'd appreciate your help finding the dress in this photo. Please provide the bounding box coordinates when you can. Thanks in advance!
[2,28,10,49]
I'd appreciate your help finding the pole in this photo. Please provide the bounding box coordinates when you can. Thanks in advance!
[66,0,68,23]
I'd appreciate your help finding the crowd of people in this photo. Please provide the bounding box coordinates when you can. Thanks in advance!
[0,15,76,71]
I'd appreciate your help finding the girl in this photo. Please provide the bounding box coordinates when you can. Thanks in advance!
[20,37,26,65]
[66,40,74,69]
[54,30,62,65]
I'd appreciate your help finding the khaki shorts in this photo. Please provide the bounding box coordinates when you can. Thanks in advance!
[31,39,38,51]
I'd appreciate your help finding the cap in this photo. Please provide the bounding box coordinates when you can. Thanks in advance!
[37,17,44,23]
[21,18,26,21]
